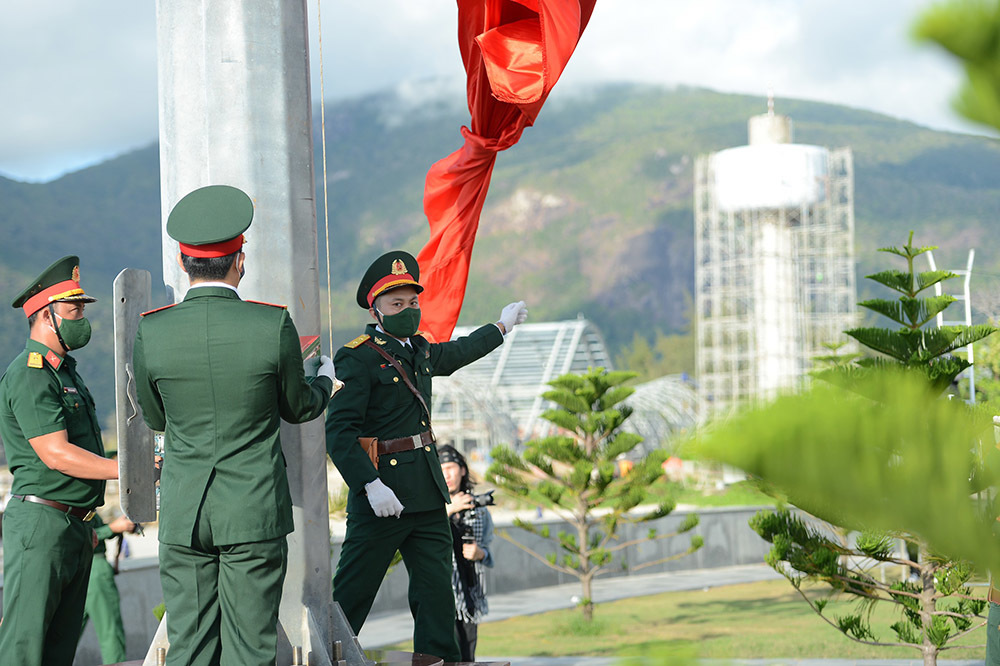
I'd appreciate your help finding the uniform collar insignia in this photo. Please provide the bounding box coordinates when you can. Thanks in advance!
[45,350,63,370]
[374,336,388,346]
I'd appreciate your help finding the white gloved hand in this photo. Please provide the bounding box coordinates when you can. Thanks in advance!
[499,301,528,334]
[303,356,320,378]
[317,355,336,381]
[365,478,404,518]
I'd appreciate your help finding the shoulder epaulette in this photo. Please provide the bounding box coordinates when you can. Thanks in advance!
[246,299,287,309]
[345,334,370,349]
[27,351,44,369]
[141,303,178,317]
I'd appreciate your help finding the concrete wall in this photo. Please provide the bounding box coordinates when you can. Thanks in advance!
[0,506,773,664]
[339,506,773,616]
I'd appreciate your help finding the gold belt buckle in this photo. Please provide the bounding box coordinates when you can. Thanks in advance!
[82,509,96,522]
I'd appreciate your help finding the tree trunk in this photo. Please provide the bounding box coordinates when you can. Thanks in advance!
[919,546,937,666]
[581,572,594,621]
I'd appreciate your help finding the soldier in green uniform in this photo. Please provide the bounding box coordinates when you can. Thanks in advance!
[326,250,527,661]
[0,256,120,666]
[133,185,340,666]
[79,512,136,664]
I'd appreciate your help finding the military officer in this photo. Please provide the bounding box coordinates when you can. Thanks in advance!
[326,250,527,661]
[0,256,119,666]
[133,185,339,666]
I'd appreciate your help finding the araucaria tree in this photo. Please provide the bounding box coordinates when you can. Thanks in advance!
[488,367,703,622]
[751,233,996,666]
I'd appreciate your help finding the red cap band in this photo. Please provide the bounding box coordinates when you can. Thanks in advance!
[367,274,418,307]
[179,235,244,258]
[22,280,85,318]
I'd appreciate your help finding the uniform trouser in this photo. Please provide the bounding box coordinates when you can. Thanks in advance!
[987,602,1000,664]
[0,498,95,666]
[80,554,127,664]
[455,619,478,662]
[333,507,461,662]
[159,508,288,666]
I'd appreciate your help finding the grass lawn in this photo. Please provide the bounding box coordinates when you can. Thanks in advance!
[387,579,987,660]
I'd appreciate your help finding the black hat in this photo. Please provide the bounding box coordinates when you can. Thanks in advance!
[437,444,465,467]
[356,250,423,309]
[13,255,97,318]
[168,185,253,257]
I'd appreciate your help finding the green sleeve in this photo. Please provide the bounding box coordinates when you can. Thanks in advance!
[429,323,504,376]
[8,365,66,440]
[276,310,332,424]
[324,348,379,492]
[132,323,166,431]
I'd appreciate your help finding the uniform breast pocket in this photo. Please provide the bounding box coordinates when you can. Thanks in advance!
[378,452,417,500]
[375,368,408,404]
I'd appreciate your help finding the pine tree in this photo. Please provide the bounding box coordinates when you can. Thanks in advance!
[488,367,702,621]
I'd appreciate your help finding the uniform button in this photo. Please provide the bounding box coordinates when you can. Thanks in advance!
[390,459,398,466]
[421,420,426,426]
[393,377,399,383]
[425,446,431,452]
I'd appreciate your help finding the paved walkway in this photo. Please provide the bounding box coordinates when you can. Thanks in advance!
[359,564,984,665]
[360,564,784,647]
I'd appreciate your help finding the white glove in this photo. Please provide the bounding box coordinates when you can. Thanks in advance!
[303,356,320,378]
[499,301,528,334]
[317,355,336,381]
[365,478,404,518]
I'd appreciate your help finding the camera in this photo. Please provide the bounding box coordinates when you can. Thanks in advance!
[469,489,495,508]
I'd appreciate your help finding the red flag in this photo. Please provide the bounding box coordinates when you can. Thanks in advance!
[418,0,596,342]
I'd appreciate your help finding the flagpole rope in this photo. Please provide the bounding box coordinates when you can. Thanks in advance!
[316,0,334,356]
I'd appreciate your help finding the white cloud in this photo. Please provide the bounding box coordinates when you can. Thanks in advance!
[0,0,989,182]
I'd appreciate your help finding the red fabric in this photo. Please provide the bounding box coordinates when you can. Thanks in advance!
[418,0,596,342]
[22,280,84,318]
[178,234,244,258]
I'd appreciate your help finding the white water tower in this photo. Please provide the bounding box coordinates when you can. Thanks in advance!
[694,99,857,412]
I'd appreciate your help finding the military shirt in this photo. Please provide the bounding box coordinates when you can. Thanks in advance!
[0,339,105,508]
[326,323,503,515]
[133,286,332,547]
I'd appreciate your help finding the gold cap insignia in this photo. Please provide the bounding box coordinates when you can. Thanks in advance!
[27,352,43,368]
[391,259,406,275]
[72,266,80,283]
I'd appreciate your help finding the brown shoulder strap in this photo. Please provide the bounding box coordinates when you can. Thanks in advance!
[362,339,431,422]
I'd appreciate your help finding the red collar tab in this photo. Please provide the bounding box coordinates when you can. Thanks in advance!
[179,234,244,258]
[44,350,63,370]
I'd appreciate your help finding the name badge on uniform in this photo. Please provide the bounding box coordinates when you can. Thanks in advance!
[63,387,78,395]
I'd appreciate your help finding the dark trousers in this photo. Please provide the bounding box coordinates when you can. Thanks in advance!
[456,619,478,662]
[0,499,95,666]
[80,554,127,664]
[159,501,288,666]
[333,507,461,662]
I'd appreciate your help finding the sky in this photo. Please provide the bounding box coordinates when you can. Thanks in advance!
[0,0,989,183]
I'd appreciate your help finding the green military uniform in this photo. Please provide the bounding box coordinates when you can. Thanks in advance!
[80,513,127,664]
[133,185,334,666]
[0,256,103,666]
[326,251,504,662]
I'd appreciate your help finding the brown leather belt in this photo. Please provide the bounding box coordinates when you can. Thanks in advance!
[377,430,435,456]
[12,494,96,521]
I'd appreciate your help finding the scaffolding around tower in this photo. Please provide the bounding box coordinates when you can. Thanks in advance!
[694,104,858,415]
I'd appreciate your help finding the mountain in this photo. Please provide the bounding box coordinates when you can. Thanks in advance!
[1,83,998,428]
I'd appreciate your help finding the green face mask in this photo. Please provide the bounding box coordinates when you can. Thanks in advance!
[50,308,93,351]
[379,307,421,339]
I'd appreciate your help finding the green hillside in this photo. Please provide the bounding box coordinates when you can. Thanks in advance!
[0,83,998,427]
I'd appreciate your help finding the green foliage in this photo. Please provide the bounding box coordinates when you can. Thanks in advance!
[489,367,701,621]
[914,0,1000,133]
[694,232,998,661]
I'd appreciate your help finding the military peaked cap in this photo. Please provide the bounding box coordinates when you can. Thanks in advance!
[168,185,253,257]
[13,255,97,318]
[356,250,423,309]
